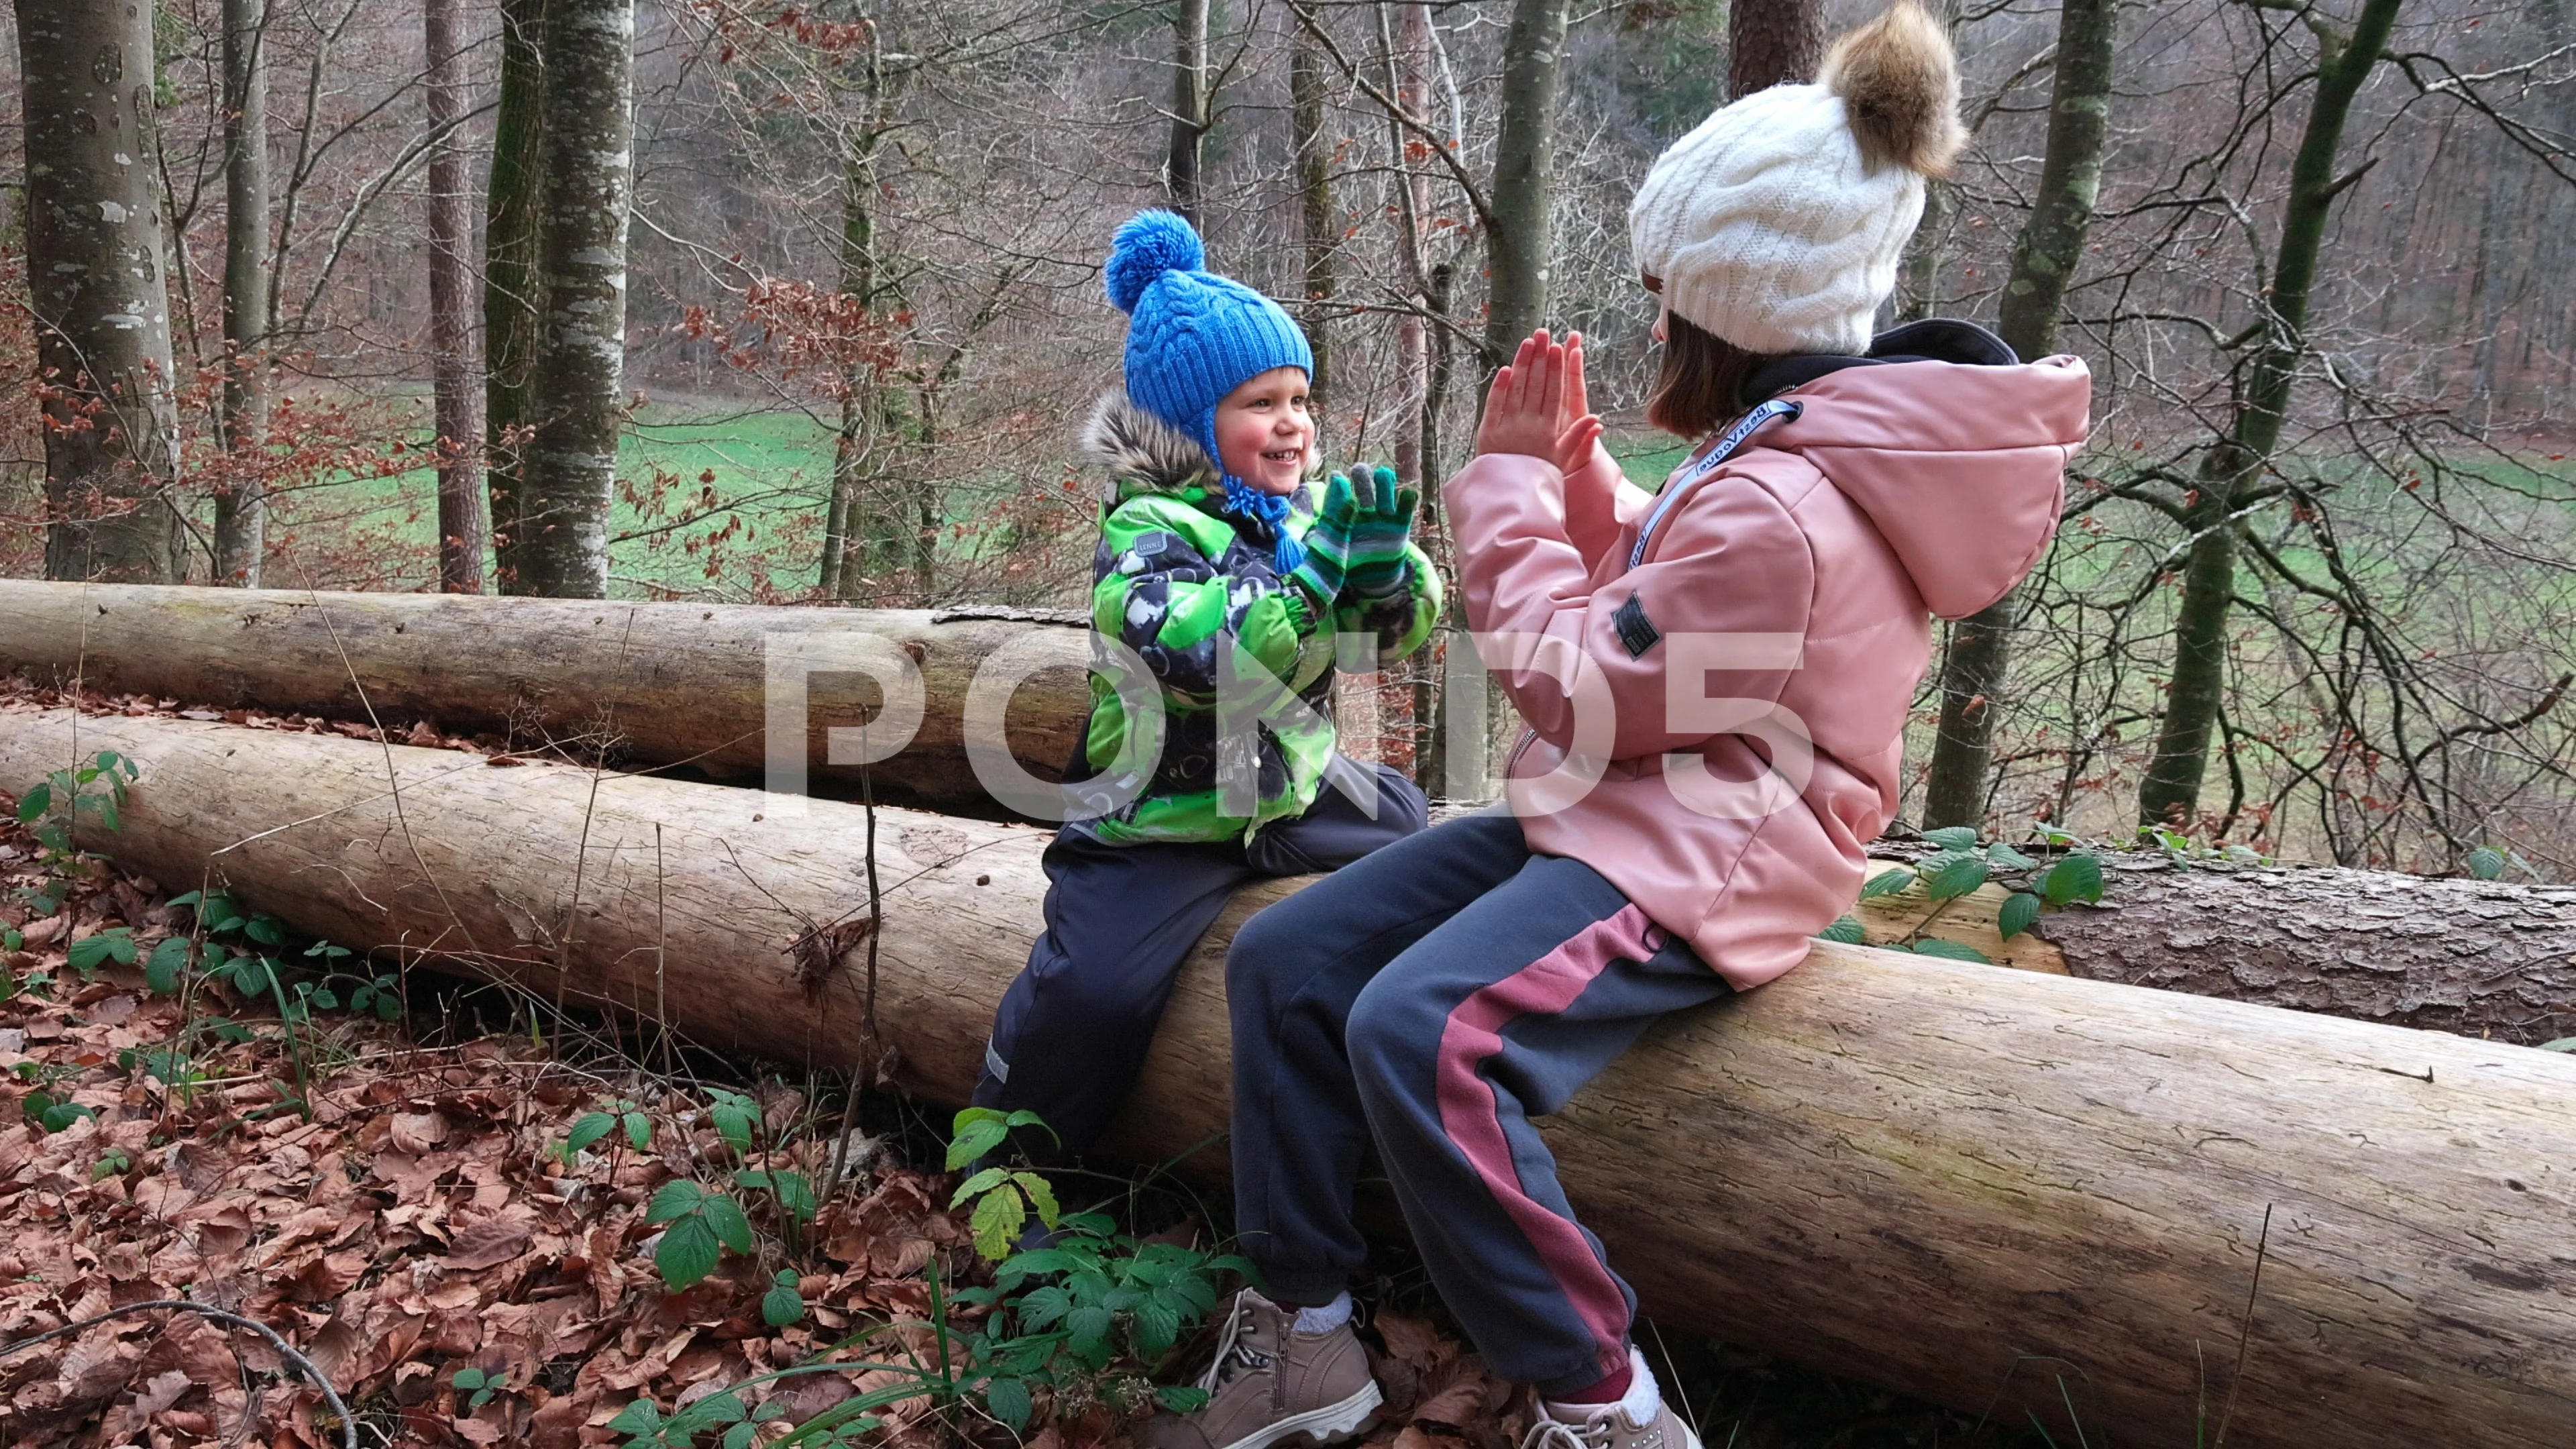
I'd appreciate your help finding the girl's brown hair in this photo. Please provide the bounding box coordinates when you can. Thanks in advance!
[1645,307,1774,440]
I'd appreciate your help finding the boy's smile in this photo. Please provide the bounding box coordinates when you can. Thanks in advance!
[1212,366,1316,496]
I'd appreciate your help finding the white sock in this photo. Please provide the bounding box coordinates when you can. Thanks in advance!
[1291,1292,1353,1335]
[1544,1346,1660,1426]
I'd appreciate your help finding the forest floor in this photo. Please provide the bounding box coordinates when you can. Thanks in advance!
[0,741,2055,1449]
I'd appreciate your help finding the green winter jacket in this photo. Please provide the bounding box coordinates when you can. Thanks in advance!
[1067,392,1441,846]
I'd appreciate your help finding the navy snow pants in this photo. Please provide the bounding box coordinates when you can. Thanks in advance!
[972,759,1427,1157]
[1224,808,1731,1395]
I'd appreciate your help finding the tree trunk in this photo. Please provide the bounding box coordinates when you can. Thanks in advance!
[513,0,635,599]
[2137,0,2403,828]
[824,34,889,603]
[427,0,488,594]
[1919,0,2117,830]
[1167,0,1210,225]
[1291,28,1334,409]
[16,0,187,585]
[485,0,549,592]
[1481,0,1566,370]
[0,582,1089,817]
[8,706,2573,1449]
[1727,0,1823,99]
[216,0,272,586]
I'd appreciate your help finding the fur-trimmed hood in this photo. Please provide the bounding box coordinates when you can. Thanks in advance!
[1081,391,1220,494]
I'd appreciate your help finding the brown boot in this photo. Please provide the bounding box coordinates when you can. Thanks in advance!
[1144,1290,1383,1449]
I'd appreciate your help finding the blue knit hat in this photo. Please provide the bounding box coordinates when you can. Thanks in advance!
[1107,211,1314,568]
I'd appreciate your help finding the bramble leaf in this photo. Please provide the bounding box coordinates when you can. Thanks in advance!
[1998,892,2043,941]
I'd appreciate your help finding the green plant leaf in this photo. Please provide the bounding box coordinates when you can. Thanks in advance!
[1984,843,2039,871]
[1815,915,1865,945]
[985,1376,1032,1431]
[604,1400,662,1435]
[566,1112,616,1157]
[2538,1038,2576,1053]
[2468,846,2507,881]
[655,1214,721,1289]
[197,894,242,932]
[947,1115,1010,1170]
[1923,826,1980,850]
[701,1192,754,1254]
[1859,867,1916,900]
[645,1179,706,1226]
[451,1368,488,1391]
[723,1424,760,1449]
[68,929,138,973]
[949,1165,1012,1207]
[2041,853,2106,906]
[767,1169,817,1224]
[969,1183,1026,1261]
[1998,892,2043,942]
[1012,1171,1060,1230]
[1919,851,1990,901]
[1910,938,1992,965]
[1156,1385,1210,1414]
[707,1090,758,1156]
[144,937,193,995]
[244,915,285,946]
[622,1111,653,1151]
[15,782,49,822]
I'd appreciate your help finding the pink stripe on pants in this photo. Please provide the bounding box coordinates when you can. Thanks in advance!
[1433,904,1660,1383]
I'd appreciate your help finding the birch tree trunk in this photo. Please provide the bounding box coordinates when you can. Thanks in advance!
[517,0,635,598]
[1167,0,1210,225]
[1920,0,2117,829]
[1727,0,1823,99]
[427,0,488,594]
[486,0,549,592]
[2138,0,2403,829]
[16,0,187,585]
[215,0,271,586]
[1481,0,1566,369]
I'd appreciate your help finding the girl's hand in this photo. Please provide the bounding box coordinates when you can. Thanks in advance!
[1476,330,1601,471]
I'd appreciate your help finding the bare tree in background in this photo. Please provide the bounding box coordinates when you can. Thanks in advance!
[517,0,635,598]
[487,0,548,591]
[1483,0,1567,368]
[1920,0,2118,829]
[1169,0,1212,224]
[215,0,270,585]
[2135,0,2405,828]
[18,0,187,584]
[1293,23,1336,406]
[822,11,896,602]
[1729,0,1823,100]
[427,0,487,593]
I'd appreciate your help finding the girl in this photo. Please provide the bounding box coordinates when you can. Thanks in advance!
[971,211,1442,1159]
[1147,8,2091,1449]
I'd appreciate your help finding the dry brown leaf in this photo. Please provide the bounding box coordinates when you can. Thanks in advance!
[390,1110,451,1155]
[445,1212,535,1271]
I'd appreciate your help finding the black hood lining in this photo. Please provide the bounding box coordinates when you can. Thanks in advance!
[1740,319,2021,408]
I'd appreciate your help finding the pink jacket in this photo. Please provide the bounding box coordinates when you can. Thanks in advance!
[1445,354,2092,988]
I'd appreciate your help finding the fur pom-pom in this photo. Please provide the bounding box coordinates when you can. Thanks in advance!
[1104,209,1206,314]
[1823,1,1966,178]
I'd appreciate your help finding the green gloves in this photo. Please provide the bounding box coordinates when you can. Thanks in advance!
[1291,466,1420,606]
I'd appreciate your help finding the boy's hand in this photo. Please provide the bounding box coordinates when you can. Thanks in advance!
[1475,329,1601,476]
[1340,466,1419,598]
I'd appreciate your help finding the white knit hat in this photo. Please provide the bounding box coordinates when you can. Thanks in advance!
[1629,2,1966,356]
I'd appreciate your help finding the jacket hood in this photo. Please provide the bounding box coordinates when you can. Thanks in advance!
[1082,390,1220,494]
[1760,339,2091,620]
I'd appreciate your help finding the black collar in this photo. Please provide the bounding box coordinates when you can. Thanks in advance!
[1740,319,2021,407]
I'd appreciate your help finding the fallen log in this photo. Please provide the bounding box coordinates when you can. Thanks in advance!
[7,581,2572,1043]
[0,580,1091,816]
[1,706,2569,1447]
[1856,851,2576,1046]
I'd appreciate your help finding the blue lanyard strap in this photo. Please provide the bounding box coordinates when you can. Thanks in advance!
[1626,397,1803,572]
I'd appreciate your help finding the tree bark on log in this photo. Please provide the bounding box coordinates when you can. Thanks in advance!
[0,580,2569,1040]
[0,706,2570,1448]
[0,582,1089,817]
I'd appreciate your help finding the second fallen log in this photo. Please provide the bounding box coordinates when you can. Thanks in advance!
[0,706,2569,1448]
[0,580,1091,816]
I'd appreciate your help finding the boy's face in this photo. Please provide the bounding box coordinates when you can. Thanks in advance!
[1212,366,1315,496]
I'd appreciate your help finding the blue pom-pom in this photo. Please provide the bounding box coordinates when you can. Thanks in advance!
[1105,210,1206,315]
